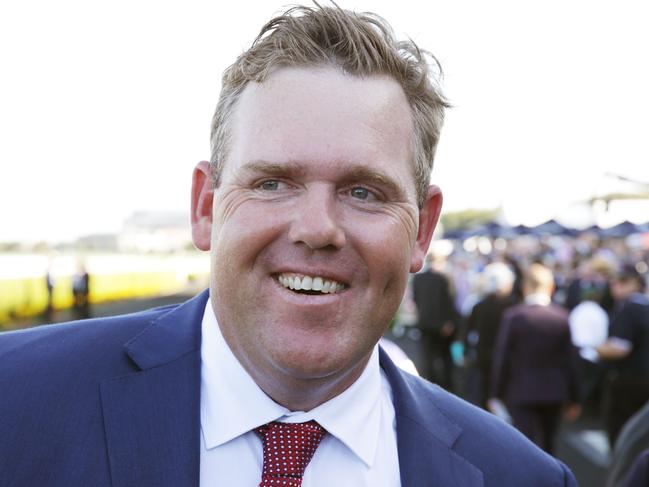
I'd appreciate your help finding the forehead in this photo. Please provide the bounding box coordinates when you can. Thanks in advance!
[225,66,415,186]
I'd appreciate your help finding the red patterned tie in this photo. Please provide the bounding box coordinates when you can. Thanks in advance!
[255,420,327,487]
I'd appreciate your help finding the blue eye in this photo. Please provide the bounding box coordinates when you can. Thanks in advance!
[260,180,280,190]
[350,187,370,200]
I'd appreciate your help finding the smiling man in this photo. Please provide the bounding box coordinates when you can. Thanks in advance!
[0,4,577,487]
[191,66,434,413]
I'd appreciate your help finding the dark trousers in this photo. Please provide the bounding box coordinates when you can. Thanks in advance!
[576,357,605,414]
[421,334,453,391]
[508,403,563,454]
[463,364,492,410]
[603,374,649,448]
[478,363,493,410]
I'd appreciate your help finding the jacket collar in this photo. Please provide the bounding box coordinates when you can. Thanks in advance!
[379,348,484,487]
[124,290,208,370]
[101,291,482,487]
[100,290,208,487]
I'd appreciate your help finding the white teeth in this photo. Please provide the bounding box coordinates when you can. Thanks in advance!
[277,273,345,294]
[301,276,313,290]
[312,277,323,291]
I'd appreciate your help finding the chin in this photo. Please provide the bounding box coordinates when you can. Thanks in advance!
[270,342,369,383]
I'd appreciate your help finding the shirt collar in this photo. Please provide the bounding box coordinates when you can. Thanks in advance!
[524,293,551,306]
[200,300,383,467]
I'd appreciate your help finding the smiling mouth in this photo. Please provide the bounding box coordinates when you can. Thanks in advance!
[276,273,346,295]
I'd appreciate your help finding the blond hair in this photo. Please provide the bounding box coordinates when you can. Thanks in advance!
[524,264,555,295]
[209,3,449,208]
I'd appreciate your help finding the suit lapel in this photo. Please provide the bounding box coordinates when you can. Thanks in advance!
[99,293,481,487]
[380,348,484,487]
[100,291,208,487]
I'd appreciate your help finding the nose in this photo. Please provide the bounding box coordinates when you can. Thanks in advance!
[288,185,346,250]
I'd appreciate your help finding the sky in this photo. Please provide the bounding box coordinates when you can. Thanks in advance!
[1,0,648,243]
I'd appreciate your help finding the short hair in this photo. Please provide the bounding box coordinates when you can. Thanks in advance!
[482,262,515,294]
[524,264,555,294]
[209,3,449,208]
[614,263,645,291]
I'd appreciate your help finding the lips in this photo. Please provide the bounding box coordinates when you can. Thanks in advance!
[276,273,346,294]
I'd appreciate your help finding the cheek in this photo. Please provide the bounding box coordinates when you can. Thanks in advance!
[345,203,419,261]
[346,214,413,286]
[209,201,284,312]
[211,195,285,257]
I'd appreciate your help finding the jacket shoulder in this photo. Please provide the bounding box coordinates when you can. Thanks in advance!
[504,303,569,320]
[0,304,179,381]
[401,373,575,486]
[0,303,185,485]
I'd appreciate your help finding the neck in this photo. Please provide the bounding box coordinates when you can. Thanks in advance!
[244,352,372,412]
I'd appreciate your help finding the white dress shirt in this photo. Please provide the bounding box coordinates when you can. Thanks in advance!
[199,302,401,486]
[569,300,609,361]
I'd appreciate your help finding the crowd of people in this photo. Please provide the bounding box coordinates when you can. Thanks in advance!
[402,230,649,484]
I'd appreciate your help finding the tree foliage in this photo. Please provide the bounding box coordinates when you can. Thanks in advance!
[440,208,499,231]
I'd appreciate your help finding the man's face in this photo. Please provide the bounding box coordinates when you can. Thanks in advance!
[192,66,441,397]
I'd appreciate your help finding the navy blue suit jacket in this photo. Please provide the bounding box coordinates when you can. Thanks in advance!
[0,291,577,486]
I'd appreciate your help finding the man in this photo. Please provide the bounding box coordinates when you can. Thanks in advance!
[71,261,90,319]
[412,253,458,388]
[597,265,649,447]
[0,5,576,486]
[465,261,516,409]
[490,263,581,454]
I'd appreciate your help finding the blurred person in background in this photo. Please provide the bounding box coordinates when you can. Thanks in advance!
[504,253,525,304]
[565,257,614,415]
[44,265,56,322]
[449,253,478,316]
[464,261,516,409]
[490,263,580,454]
[72,260,90,319]
[412,252,458,390]
[563,257,614,314]
[597,264,649,448]
[567,286,609,415]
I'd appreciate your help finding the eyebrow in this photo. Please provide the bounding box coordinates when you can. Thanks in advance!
[240,160,407,200]
[240,160,307,178]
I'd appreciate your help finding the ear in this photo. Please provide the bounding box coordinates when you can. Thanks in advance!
[410,185,443,273]
[191,161,214,251]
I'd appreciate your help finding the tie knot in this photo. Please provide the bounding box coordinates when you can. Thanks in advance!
[255,420,326,486]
